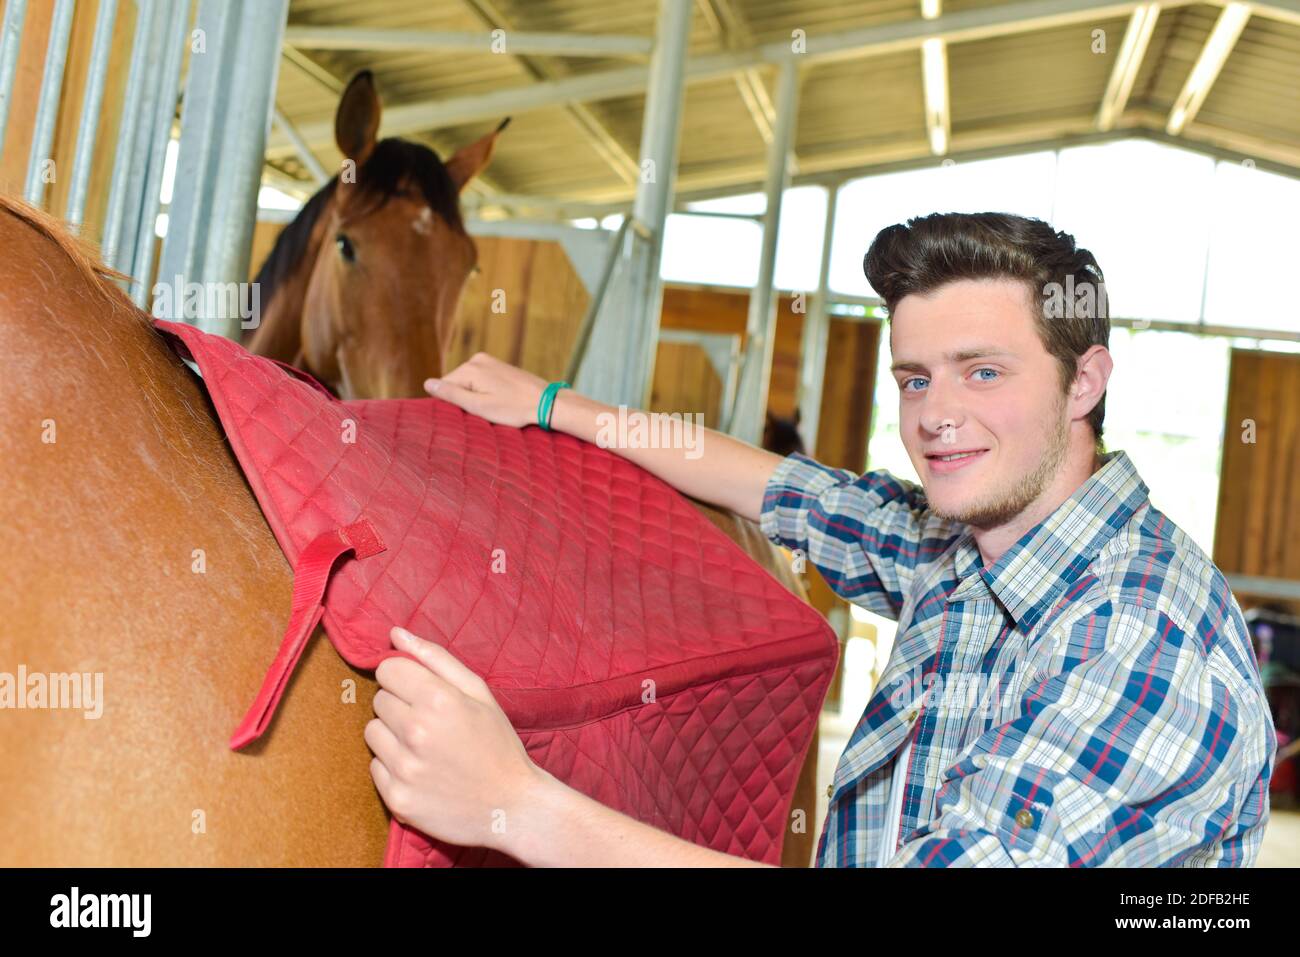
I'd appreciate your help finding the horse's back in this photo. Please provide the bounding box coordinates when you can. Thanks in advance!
[0,201,389,865]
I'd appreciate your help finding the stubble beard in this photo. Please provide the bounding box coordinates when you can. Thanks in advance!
[929,393,1071,530]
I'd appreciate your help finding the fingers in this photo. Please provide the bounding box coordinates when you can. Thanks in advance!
[369,756,398,809]
[425,378,480,412]
[364,716,403,770]
[391,627,491,702]
[372,687,415,743]
[375,653,447,706]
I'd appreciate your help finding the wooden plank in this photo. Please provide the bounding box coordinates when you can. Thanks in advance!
[815,316,880,472]
[1214,348,1300,614]
[0,0,54,196]
[449,235,589,380]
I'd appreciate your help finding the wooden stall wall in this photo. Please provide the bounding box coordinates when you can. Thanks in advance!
[0,0,138,246]
[446,236,589,378]
[1214,348,1300,616]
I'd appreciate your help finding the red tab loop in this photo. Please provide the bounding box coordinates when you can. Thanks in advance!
[229,520,387,750]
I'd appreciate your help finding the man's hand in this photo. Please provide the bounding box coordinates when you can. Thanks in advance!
[425,353,546,429]
[367,626,543,853]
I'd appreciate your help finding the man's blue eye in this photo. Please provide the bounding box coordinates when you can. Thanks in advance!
[973,368,999,381]
[903,377,927,392]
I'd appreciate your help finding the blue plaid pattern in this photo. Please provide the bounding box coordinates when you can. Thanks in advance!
[761,450,1275,867]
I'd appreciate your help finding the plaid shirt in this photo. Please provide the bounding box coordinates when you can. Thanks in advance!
[761,450,1275,867]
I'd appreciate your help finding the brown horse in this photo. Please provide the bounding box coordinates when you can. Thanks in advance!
[0,194,388,865]
[248,72,823,867]
[246,70,503,399]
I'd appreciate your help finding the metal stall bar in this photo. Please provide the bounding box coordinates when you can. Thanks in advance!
[796,182,840,455]
[0,0,29,157]
[283,26,654,58]
[129,0,189,306]
[726,58,800,444]
[564,216,652,384]
[158,0,290,336]
[66,0,119,228]
[572,0,692,408]
[101,0,163,271]
[23,0,77,206]
[157,0,242,302]
[273,107,328,186]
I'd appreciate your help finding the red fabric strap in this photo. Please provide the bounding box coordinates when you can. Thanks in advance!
[229,520,386,750]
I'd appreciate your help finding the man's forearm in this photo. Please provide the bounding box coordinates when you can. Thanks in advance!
[504,768,773,867]
[549,390,783,522]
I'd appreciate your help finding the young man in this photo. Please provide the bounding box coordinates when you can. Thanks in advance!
[366,212,1275,867]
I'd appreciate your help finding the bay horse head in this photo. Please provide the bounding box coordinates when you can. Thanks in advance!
[247,71,505,399]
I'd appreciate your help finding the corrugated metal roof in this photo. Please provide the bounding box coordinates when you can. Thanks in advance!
[268,0,1300,203]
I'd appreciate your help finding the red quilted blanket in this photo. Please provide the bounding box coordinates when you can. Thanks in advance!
[155,319,837,867]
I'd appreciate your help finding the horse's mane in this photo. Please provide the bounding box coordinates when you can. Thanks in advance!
[0,193,136,311]
[251,137,465,315]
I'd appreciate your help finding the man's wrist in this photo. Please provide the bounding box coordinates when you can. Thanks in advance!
[548,388,607,443]
[497,765,573,865]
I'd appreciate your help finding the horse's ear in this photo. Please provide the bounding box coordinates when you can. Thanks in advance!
[336,71,381,166]
[445,118,509,192]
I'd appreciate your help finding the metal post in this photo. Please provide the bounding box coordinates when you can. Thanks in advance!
[129,0,189,306]
[572,0,691,408]
[101,0,163,271]
[66,0,118,227]
[23,0,77,206]
[0,0,29,158]
[796,182,840,456]
[727,58,800,444]
[273,107,329,186]
[158,0,290,335]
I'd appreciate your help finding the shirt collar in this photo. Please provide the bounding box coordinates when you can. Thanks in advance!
[948,450,1150,633]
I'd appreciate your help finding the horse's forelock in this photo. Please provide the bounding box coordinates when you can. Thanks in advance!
[356,139,463,230]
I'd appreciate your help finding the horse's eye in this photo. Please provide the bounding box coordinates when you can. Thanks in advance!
[336,233,356,262]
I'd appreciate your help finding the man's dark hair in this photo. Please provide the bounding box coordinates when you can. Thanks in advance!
[863,211,1109,449]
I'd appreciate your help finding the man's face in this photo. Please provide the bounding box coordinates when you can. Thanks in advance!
[888,277,1071,530]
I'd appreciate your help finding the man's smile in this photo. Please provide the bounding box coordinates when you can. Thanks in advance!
[924,447,989,474]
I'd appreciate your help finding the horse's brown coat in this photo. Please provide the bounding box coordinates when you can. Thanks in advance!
[0,196,389,865]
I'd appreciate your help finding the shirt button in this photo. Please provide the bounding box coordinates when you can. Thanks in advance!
[826,784,834,798]
[1015,809,1035,828]
[906,710,918,723]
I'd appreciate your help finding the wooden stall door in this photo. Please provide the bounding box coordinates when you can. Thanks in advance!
[448,235,589,379]
[1214,348,1300,616]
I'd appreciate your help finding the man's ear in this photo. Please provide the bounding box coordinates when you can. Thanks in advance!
[335,70,381,167]
[445,118,509,192]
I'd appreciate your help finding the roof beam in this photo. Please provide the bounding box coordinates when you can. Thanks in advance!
[697,0,777,145]
[485,113,1300,217]
[920,0,950,155]
[1167,1,1251,135]
[266,0,1214,158]
[457,0,639,185]
[1097,2,1161,131]
[282,25,653,58]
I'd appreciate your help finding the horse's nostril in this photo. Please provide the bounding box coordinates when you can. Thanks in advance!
[336,233,356,262]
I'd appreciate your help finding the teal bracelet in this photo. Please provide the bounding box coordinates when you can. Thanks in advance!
[537,381,570,431]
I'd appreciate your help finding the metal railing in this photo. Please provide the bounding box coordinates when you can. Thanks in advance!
[0,0,288,325]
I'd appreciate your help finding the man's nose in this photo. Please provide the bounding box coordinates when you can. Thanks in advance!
[918,387,965,441]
